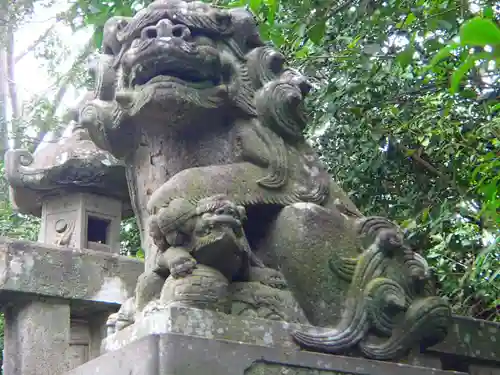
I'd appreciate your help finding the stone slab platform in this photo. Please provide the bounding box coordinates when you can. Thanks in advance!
[70,334,471,375]
[428,315,500,362]
[102,304,303,353]
[75,305,467,375]
[0,237,143,313]
[68,305,465,375]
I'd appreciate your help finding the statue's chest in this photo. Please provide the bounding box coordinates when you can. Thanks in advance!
[137,125,241,179]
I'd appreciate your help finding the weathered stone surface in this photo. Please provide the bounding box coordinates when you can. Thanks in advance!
[0,238,145,375]
[0,0,495,373]
[102,304,302,353]
[101,306,500,373]
[4,300,70,375]
[100,305,487,363]
[3,301,110,375]
[74,330,468,375]
[79,0,357,276]
[261,202,358,327]
[428,316,500,362]
[0,237,143,309]
[66,336,159,375]
[4,120,131,218]
[469,364,500,375]
[245,363,353,375]
[39,192,123,253]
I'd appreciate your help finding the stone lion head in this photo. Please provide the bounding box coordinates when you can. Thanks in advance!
[83,0,312,138]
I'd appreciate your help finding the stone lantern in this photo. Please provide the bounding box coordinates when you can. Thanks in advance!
[4,116,131,254]
[0,100,142,375]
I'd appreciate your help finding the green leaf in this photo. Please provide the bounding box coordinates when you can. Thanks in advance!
[269,29,285,47]
[483,7,494,19]
[396,46,414,68]
[437,20,454,31]
[264,0,278,24]
[425,38,444,52]
[460,17,500,46]
[258,22,270,40]
[307,21,326,45]
[460,89,477,99]
[114,5,134,17]
[297,22,307,38]
[450,52,492,94]
[93,27,104,49]
[249,0,262,14]
[403,12,417,27]
[421,207,431,222]
[348,35,362,49]
[294,45,310,58]
[429,42,459,66]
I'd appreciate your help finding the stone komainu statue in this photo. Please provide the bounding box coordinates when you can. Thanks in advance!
[81,0,451,361]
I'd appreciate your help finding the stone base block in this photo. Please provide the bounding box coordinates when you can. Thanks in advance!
[66,306,466,375]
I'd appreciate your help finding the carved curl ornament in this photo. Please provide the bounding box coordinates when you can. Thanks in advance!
[293,216,451,360]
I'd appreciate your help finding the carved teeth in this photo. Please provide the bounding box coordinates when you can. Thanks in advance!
[158,36,173,43]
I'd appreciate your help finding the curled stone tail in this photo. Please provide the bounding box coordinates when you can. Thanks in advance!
[359,296,451,360]
[292,245,387,353]
[364,277,406,336]
[328,255,358,282]
[292,297,370,353]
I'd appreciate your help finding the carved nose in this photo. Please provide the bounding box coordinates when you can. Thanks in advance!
[140,19,191,41]
[141,26,158,40]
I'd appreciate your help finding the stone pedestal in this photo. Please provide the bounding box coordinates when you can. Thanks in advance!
[469,365,500,375]
[0,238,143,375]
[3,300,70,375]
[66,306,467,375]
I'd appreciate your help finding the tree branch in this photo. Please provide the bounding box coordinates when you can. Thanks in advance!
[5,23,22,148]
[35,35,95,148]
[396,143,443,177]
[394,141,467,196]
[14,23,57,63]
[0,48,9,156]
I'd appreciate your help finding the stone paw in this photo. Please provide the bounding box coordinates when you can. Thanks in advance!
[170,257,197,278]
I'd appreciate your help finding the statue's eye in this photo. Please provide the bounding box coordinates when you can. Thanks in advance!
[215,13,231,28]
[193,35,216,47]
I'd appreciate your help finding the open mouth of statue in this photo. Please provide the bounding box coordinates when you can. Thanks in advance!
[127,43,222,89]
[130,67,220,89]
